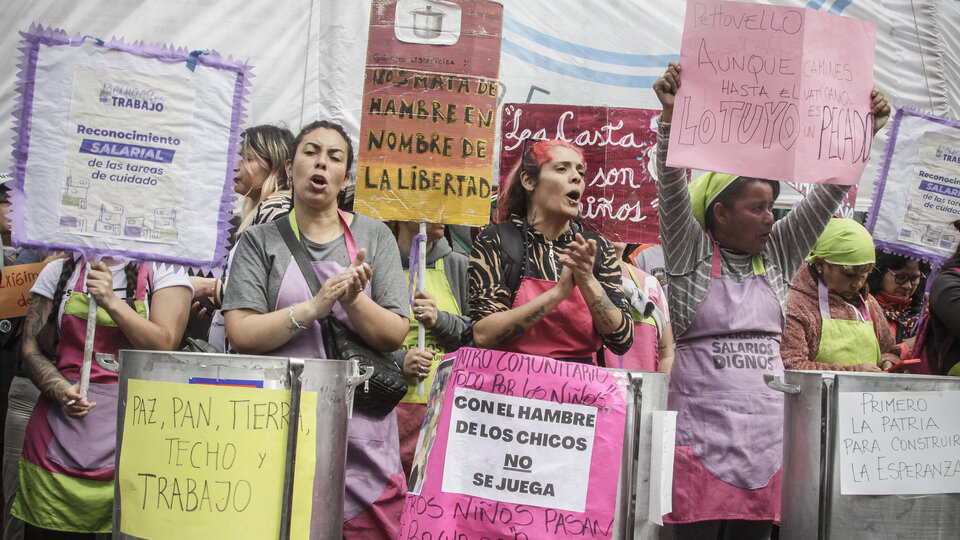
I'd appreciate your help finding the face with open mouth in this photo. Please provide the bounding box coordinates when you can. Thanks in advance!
[525,146,586,224]
[287,127,350,211]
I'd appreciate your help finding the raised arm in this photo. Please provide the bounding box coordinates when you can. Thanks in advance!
[652,62,710,274]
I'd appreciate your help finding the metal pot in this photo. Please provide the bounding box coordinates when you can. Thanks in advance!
[411,5,444,39]
[111,350,371,539]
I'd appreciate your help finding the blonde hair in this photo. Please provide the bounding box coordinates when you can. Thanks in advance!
[237,125,294,233]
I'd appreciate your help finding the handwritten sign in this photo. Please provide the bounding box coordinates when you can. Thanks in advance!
[0,261,48,319]
[353,0,503,226]
[118,379,316,539]
[868,108,960,262]
[10,26,248,272]
[500,104,670,243]
[398,347,628,540]
[667,0,877,185]
[837,391,960,495]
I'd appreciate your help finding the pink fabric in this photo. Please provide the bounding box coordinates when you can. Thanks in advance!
[501,275,601,361]
[665,447,782,524]
[396,401,425,479]
[342,472,406,540]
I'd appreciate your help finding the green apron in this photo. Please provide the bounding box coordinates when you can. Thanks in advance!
[400,258,460,403]
[814,279,881,366]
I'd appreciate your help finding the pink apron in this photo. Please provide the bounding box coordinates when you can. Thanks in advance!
[604,263,659,370]
[665,242,784,523]
[16,263,149,532]
[270,211,404,539]
[498,219,601,363]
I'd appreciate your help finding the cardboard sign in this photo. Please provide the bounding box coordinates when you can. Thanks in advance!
[398,348,628,539]
[0,261,48,319]
[10,26,248,272]
[500,104,670,243]
[838,390,960,495]
[868,108,960,262]
[118,379,316,539]
[667,0,877,185]
[354,0,503,226]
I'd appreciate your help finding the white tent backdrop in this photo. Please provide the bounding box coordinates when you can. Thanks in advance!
[4,0,958,211]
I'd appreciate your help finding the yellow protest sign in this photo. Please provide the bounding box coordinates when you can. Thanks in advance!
[0,261,48,319]
[353,0,504,226]
[118,379,317,539]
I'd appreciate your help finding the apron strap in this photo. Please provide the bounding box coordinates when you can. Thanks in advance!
[74,260,88,293]
[817,278,832,321]
[818,277,871,322]
[708,233,766,278]
[287,209,359,261]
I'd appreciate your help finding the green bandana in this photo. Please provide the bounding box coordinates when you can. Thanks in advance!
[806,218,875,265]
[688,172,739,229]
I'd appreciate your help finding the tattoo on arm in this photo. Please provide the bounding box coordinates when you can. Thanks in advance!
[21,296,67,402]
[589,295,618,328]
[493,305,547,345]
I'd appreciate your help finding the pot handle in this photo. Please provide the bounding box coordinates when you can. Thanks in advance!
[347,363,374,389]
[95,353,119,374]
[764,374,800,394]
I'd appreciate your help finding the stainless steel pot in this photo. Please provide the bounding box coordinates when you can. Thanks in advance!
[110,350,371,539]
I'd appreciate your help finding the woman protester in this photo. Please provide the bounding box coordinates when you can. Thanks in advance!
[467,139,633,364]
[604,242,674,372]
[919,219,960,375]
[222,120,409,538]
[193,124,295,352]
[652,62,889,539]
[866,250,929,357]
[389,221,468,478]
[12,257,191,536]
[782,219,901,372]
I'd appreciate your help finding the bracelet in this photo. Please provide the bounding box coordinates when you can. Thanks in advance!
[288,305,310,331]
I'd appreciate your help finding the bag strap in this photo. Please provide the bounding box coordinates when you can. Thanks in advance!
[491,221,524,304]
[277,218,323,298]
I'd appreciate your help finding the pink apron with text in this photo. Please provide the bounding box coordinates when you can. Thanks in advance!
[269,211,405,540]
[498,220,602,363]
[665,243,784,523]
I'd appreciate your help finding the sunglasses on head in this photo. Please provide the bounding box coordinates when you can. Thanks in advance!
[887,268,924,285]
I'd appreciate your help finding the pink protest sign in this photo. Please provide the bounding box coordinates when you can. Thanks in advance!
[399,348,628,539]
[667,0,877,185]
[500,103,669,243]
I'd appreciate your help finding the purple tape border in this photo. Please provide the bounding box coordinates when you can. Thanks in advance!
[9,24,251,276]
[866,106,960,265]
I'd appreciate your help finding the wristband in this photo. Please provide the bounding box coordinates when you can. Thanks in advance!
[288,305,310,331]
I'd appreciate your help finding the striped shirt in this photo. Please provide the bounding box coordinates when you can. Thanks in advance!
[656,120,850,337]
[468,216,634,355]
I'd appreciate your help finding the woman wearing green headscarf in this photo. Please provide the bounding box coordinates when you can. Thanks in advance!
[652,62,891,539]
[782,219,900,371]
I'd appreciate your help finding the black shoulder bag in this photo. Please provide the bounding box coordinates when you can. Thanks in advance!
[276,218,406,416]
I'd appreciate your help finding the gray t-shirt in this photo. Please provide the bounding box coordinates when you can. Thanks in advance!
[221,213,408,320]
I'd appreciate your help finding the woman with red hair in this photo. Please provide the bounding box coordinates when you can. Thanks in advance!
[467,139,632,364]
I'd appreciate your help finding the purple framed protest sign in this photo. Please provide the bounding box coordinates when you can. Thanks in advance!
[867,107,960,264]
[9,25,251,273]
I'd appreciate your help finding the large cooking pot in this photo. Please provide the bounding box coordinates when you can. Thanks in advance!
[109,350,371,539]
[411,5,444,39]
